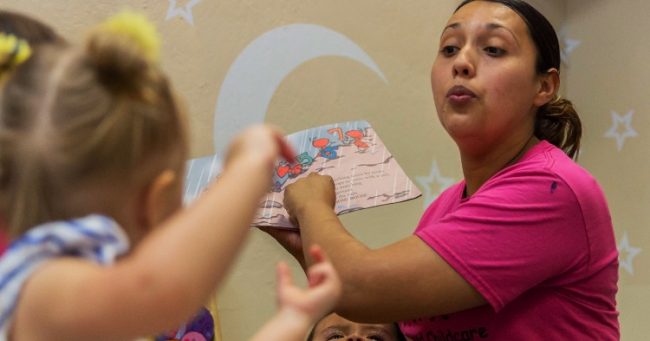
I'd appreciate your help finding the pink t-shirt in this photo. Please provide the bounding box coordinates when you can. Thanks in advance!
[400,141,619,340]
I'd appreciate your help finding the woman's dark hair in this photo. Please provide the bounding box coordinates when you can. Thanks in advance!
[456,0,581,159]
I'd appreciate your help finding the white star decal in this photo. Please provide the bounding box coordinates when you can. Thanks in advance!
[165,0,202,25]
[559,28,581,66]
[618,231,642,275]
[416,160,455,208]
[561,38,581,66]
[604,110,638,151]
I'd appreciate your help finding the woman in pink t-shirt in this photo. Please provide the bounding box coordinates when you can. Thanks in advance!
[267,0,619,339]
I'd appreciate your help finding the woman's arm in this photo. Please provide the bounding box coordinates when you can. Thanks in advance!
[283,173,486,323]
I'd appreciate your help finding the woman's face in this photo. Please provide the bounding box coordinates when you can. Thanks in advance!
[431,1,541,150]
[311,313,402,341]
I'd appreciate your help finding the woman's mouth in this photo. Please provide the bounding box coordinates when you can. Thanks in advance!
[446,85,477,105]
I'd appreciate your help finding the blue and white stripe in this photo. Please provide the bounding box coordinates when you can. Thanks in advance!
[0,215,129,339]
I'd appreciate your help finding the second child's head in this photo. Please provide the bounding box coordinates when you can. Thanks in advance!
[0,13,187,244]
[307,313,406,341]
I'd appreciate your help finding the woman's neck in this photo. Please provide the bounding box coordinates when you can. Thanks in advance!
[460,134,538,197]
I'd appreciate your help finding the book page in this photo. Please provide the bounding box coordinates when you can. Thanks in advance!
[256,120,421,228]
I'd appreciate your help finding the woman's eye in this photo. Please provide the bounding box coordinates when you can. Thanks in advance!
[326,334,344,340]
[484,46,505,56]
[368,336,384,341]
[440,45,459,56]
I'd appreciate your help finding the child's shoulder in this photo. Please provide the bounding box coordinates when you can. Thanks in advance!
[0,215,130,336]
[3,215,129,265]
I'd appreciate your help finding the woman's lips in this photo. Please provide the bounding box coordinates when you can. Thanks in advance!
[446,85,477,105]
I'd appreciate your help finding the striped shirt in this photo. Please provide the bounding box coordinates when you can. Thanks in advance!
[0,215,129,340]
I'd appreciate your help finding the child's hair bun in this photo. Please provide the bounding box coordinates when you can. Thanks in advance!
[85,11,161,94]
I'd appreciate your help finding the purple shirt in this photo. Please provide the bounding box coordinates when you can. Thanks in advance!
[400,141,619,340]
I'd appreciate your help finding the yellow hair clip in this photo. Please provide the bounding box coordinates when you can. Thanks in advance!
[0,33,32,71]
[98,11,161,62]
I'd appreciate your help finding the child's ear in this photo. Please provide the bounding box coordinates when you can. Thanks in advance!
[534,68,560,107]
[137,169,179,232]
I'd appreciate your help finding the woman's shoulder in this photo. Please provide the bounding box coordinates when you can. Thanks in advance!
[526,141,602,192]
[0,215,129,337]
[488,140,608,209]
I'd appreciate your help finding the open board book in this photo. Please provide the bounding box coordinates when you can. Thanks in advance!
[184,120,421,229]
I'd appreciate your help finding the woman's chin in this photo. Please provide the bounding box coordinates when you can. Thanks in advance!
[440,116,480,138]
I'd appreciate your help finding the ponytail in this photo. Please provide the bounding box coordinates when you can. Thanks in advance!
[534,96,582,160]
[85,11,162,100]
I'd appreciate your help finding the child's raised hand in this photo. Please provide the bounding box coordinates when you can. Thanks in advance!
[224,124,295,171]
[276,245,342,323]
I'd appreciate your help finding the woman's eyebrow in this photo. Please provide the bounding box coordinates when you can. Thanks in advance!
[440,21,520,47]
[441,22,461,37]
[485,22,520,46]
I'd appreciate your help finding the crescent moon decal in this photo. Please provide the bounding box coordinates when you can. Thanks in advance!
[213,23,387,154]
[185,24,386,202]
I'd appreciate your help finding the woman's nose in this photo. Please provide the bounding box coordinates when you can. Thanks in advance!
[452,48,476,78]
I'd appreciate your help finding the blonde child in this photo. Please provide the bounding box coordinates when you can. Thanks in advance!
[0,12,337,341]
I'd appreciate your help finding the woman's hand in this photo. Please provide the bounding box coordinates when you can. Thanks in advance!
[283,172,336,226]
[262,173,337,270]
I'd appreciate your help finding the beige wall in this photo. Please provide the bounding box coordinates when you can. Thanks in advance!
[2,1,647,340]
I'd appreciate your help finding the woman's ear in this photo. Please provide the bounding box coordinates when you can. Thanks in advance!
[136,169,179,233]
[534,68,560,107]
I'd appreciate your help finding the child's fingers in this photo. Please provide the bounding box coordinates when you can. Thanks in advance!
[276,261,293,290]
[305,266,343,309]
[275,134,296,164]
[307,261,338,288]
[309,244,326,264]
[264,124,296,163]
[308,268,326,288]
[307,245,336,288]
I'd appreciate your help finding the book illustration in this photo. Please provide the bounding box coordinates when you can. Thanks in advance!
[183,120,421,229]
[258,120,421,228]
